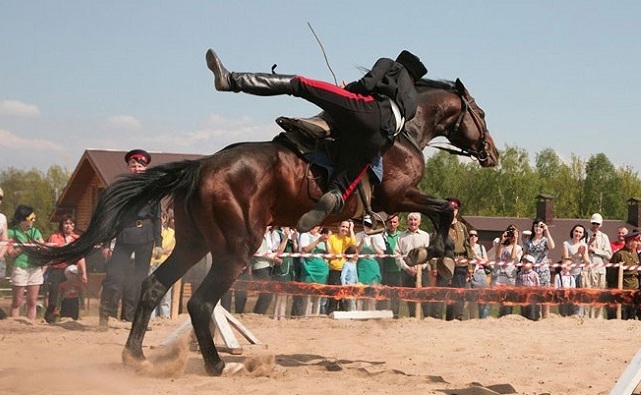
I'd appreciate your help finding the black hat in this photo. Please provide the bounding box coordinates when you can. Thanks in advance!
[396,50,428,81]
[124,149,151,166]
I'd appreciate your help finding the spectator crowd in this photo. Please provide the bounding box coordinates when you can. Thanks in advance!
[3,187,641,323]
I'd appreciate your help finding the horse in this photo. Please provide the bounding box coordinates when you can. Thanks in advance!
[25,77,498,376]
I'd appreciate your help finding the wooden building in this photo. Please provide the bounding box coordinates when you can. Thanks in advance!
[52,149,204,229]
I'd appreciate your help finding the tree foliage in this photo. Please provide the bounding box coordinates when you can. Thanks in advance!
[419,146,641,221]
[0,166,69,237]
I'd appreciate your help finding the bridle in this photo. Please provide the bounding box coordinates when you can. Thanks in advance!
[430,91,491,163]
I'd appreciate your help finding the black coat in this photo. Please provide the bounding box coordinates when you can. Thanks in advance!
[344,57,418,121]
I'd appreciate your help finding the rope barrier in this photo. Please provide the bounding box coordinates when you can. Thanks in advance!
[230,279,641,306]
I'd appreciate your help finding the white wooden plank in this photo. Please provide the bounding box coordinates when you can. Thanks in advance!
[329,310,394,320]
[610,346,641,395]
[223,307,263,345]
[212,304,241,351]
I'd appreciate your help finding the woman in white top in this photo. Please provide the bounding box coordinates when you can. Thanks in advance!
[492,224,523,317]
[562,224,590,316]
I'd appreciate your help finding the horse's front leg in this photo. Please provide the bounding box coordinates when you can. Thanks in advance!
[187,256,245,376]
[393,187,454,262]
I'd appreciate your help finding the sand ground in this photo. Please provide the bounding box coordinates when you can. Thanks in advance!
[1,306,641,395]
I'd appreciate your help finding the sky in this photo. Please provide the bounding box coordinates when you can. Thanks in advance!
[1,1,640,175]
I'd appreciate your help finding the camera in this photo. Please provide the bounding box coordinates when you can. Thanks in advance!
[320,227,329,235]
[506,229,515,238]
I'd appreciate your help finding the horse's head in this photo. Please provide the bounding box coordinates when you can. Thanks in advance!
[411,78,499,168]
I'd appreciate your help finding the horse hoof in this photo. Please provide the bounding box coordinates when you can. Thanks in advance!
[122,349,148,370]
[205,360,226,376]
[406,247,429,266]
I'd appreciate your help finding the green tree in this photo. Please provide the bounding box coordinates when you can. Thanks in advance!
[535,150,583,218]
[0,166,69,237]
[582,153,619,219]
[487,145,539,217]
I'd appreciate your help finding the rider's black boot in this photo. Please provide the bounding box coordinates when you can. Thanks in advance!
[206,49,294,96]
[296,190,344,233]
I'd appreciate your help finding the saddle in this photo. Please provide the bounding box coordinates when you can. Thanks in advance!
[273,115,376,221]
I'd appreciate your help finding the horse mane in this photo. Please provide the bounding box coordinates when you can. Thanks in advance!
[415,78,456,93]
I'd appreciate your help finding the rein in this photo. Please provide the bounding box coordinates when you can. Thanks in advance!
[429,91,490,162]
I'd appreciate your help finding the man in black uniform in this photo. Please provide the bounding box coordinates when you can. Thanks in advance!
[205,48,427,232]
[98,149,162,329]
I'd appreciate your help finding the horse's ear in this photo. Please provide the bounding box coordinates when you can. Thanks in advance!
[455,78,467,95]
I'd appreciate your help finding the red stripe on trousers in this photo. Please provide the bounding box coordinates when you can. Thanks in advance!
[342,165,370,201]
[295,76,375,102]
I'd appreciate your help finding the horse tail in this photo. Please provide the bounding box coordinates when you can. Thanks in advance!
[24,159,203,266]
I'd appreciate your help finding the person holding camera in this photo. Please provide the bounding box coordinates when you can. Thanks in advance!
[523,218,555,319]
[491,224,523,317]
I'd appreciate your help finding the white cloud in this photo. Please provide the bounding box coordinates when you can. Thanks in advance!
[151,114,277,149]
[107,115,142,129]
[0,128,63,150]
[0,100,40,117]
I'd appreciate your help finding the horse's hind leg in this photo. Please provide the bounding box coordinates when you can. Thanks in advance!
[123,245,205,364]
[187,256,245,376]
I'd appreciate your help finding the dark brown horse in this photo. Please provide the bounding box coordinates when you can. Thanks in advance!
[25,78,497,375]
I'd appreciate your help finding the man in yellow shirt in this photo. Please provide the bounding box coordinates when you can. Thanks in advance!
[326,220,356,314]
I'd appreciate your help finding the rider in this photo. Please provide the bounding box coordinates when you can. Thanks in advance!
[205,48,427,232]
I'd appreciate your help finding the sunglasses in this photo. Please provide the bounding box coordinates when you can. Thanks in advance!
[591,222,601,226]
[469,234,478,237]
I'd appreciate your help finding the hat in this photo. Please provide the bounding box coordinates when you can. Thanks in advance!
[522,230,532,237]
[590,213,603,224]
[523,254,536,264]
[395,50,428,81]
[446,197,461,209]
[64,265,79,280]
[623,229,641,239]
[363,215,373,228]
[124,149,151,166]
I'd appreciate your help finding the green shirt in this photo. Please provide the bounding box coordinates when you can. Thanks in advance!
[383,230,401,272]
[608,248,640,290]
[8,226,43,269]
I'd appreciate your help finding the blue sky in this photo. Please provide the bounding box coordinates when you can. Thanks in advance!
[1,1,640,174]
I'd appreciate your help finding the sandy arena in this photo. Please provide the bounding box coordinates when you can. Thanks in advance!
[1,309,641,395]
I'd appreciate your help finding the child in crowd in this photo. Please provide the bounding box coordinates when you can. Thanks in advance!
[341,246,359,311]
[554,260,576,317]
[54,265,83,321]
[517,254,541,320]
[470,261,492,319]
